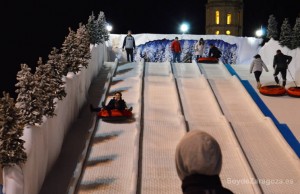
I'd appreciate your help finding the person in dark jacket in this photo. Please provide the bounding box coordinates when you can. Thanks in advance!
[208,43,222,59]
[90,91,132,112]
[273,49,292,87]
[175,130,234,194]
[122,30,136,62]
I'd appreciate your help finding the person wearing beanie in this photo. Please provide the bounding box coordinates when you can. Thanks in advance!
[175,130,233,194]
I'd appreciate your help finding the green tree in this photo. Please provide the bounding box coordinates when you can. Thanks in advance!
[47,47,67,100]
[0,92,27,166]
[15,64,44,125]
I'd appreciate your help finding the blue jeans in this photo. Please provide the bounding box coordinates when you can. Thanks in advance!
[173,52,181,63]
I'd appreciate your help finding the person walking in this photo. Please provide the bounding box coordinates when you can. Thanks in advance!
[273,49,292,87]
[171,37,182,63]
[175,130,234,194]
[194,38,205,61]
[250,54,269,89]
[122,30,136,62]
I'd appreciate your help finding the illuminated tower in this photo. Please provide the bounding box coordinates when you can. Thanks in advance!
[206,0,243,36]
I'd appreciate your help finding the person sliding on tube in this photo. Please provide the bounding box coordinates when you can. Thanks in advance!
[90,91,132,113]
[273,50,292,87]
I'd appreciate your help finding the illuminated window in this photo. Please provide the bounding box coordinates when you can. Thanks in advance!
[216,31,220,35]
[215,11,219,24]
[226,30,231,35]
[227,13,232,24]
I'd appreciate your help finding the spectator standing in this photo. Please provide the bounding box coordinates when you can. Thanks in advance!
[194,38,205,61]
[171,37,182,63]
[122,30,136,62]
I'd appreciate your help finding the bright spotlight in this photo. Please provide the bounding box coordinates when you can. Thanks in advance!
[255,29,263,37]
[255,26,264,37]
[106,23,112,32]
[180,23,189,34]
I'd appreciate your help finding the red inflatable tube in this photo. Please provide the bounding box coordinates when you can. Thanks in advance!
[259,85,286,96]
[97,109,133,120]
[198,57,219,63]
[286,87,300,98]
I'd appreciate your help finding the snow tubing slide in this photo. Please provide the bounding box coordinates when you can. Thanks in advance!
[97,109,133,121]
[286,87,300,98]
[259,85,286,96]
[198,57,219,64]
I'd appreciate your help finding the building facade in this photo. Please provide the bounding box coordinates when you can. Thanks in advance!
[206,0,243,36]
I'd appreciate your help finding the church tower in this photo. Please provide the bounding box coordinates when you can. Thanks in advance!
[206,0,243,36]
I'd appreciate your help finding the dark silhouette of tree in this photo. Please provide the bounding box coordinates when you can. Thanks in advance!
[291,17,300,49]
[279,18,293,49]
[267,14,278,40]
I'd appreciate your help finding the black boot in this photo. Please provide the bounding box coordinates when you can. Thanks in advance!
[274,76,279,85]
[283,80,286,87]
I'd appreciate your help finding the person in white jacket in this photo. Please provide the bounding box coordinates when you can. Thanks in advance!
[194,38,205,61]
[250,54,269,89]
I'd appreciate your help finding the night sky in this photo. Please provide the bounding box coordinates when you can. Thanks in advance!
[1,0,299,98]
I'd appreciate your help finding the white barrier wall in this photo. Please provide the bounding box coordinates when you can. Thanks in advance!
[107,34,262,64]
[2,43,107,194]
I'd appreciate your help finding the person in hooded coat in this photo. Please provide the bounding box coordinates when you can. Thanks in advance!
[175,130,233,194]
[194,38,205,61]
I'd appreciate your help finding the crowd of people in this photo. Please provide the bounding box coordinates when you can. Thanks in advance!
[121,31,223,63]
